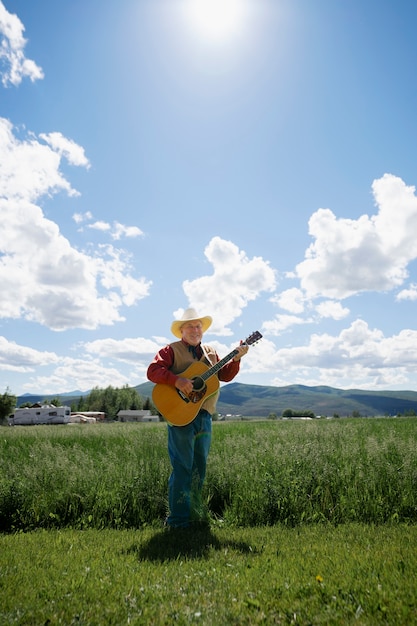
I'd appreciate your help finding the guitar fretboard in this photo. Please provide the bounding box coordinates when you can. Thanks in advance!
[200,348,240,382]
[198,330,262,382]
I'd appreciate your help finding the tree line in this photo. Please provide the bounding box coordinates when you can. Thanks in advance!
[70,385,156,420]
[0,385,158,423]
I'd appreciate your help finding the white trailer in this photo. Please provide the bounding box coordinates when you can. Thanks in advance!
[9,405,71,426]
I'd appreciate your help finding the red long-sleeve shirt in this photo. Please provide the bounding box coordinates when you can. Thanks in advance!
[147,341,240,387]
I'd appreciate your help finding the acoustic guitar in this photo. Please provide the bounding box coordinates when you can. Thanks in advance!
[152,331,262,426]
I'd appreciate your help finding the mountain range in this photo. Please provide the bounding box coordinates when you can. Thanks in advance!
[17,383,417,417]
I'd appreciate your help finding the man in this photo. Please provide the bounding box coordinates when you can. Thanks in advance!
[147,308,248,529]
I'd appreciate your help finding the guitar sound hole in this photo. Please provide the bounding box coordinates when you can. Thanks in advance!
[192,376,204,390]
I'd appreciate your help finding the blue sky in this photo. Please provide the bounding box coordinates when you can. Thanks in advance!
[2,0,417,396]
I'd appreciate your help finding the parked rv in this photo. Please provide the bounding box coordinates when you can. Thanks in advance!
[9,404,71,426]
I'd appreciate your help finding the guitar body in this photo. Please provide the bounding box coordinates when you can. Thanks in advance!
[152,361,220,426]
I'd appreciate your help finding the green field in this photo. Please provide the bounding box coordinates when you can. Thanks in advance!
[1,418,416,530]
[1,418,416,624]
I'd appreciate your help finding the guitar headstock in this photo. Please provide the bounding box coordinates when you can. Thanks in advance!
[244,331,263,347]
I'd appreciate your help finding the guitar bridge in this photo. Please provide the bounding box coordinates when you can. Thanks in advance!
[177,390,190,403]
[188,388,207,403]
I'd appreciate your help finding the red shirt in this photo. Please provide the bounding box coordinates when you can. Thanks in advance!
[147,340,240,387]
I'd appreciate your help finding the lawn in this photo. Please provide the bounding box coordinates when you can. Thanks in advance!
[1,524,416,625]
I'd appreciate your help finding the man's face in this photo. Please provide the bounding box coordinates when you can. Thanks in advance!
[180,321,203,346]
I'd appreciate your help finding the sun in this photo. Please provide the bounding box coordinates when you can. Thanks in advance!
[182,0,248,44]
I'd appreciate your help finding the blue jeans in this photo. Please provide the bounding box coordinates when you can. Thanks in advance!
[167,409,212,528]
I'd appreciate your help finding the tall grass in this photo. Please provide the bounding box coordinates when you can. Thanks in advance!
[0,424,168,531]
[1,418,416,531]
[208,418,417,526]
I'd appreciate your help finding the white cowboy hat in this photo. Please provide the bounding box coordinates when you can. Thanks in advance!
[171,308,212,338]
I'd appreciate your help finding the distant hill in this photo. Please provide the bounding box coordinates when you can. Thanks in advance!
[17,383,417,417]
[16,390,86,406]
[209,383,417,417]
[134,382,417,417]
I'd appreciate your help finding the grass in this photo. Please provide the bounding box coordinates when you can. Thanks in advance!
[1,418,416,531]
[1,418,416,624]
[209,418,417,526]
[1,524,416,625]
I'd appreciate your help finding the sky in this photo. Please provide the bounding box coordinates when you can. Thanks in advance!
[2,0,417,396]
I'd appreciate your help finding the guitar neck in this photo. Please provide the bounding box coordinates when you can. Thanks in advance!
[197,332,261,383]
[200,348,240,382]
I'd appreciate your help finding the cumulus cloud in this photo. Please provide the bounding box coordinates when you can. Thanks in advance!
[262,314,311,336]
[181,236,276,334]
[396,283,417,301]
[315,300,350,320]
[266,319,417,389]
[39,132,90,168]
[0,1,44,86]
[73,211,93,224]
[0,336,59,372]
[271,288,305,314]
[112,222,143,240]
[0,334,159,393]
[0,120,151,330]
[87,219,143,240]
[24,357,132,394]
[296,174,417,300]
[84,337,162,363]
[269,289,349,330]
[0,119,83,201]
[89,220,111,233]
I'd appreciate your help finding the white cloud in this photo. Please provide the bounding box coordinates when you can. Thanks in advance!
[84,337,162,363]
[271,287,305,314]
[264,319,417,389]
[269,291,349,328]
[89,220,111,233]
[0,120,152,330]
[296,174,417,300]
[87,219,143,240]
[73,211,93,224]
[396,283,417,301]
[95,245,150,307]
[315,300,350,320]
[0,1,44,86]
[262,314,310,336]
[39,132,90,168]
[0,336,59,372]
[0,119,82,201]
[0,334,159,393]
[112,222,143,240]
[23,357,131,394]
[182,236,276,334]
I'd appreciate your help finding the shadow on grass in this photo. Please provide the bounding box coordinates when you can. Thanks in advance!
[126,526,260,562]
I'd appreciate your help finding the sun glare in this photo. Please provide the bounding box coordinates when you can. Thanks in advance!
[182,0,247,44]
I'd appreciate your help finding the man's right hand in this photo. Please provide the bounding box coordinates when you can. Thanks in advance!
[175,377,194,395]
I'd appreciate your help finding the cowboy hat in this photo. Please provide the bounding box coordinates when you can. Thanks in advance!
[171,308,212,338]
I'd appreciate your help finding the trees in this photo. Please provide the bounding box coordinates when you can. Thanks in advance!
[282,408,316,419]
[46,397,61,407]
[0,388,17,424]
[70,385,148,421]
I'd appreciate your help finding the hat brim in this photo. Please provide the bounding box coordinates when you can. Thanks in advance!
[171,315,212,338]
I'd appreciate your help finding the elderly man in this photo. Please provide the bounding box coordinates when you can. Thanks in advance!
[147,308,248,529]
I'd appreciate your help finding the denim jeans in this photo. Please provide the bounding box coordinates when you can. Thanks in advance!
[167,409,212,528]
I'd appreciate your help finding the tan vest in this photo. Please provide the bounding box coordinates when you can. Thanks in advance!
[170,341,219,416]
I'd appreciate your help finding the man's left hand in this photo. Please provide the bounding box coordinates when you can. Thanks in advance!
[233,343,249,361]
